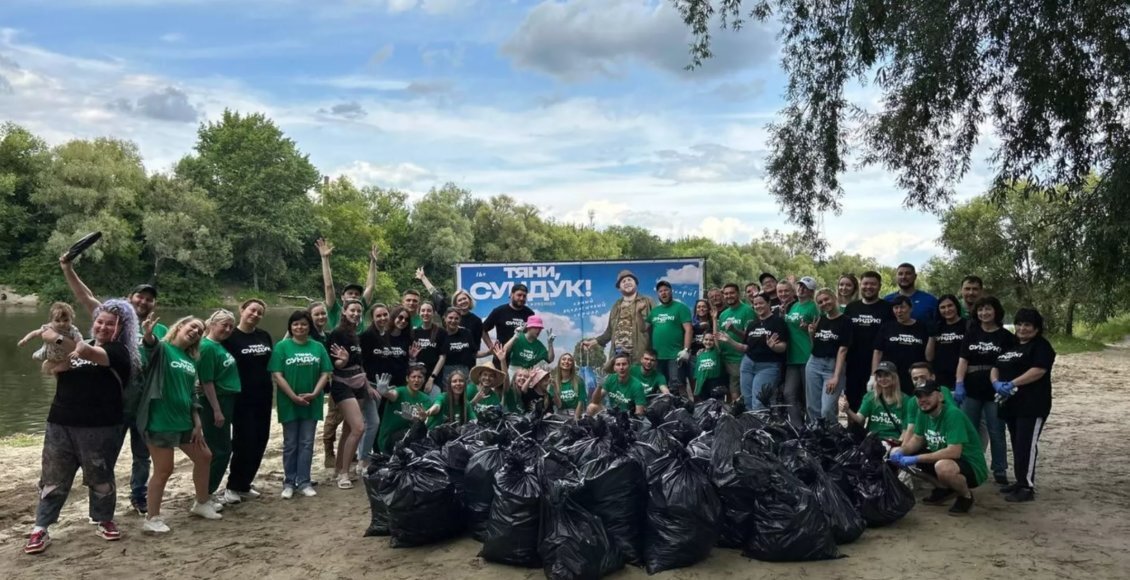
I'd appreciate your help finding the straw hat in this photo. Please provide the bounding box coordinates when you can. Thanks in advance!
[470,364,505,385]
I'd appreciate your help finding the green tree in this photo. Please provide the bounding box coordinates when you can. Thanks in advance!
[177,110,319,290]
[140,174,232,282]
[0,123,51,269]
[471,195,552,262]
[406,184,476,291]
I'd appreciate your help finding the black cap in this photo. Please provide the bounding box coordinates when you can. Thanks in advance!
[874,360,898,375]
[131,284,158,298]
[759,272,777,284]
[914,380,941,396]
[655,280,672,290]
[341,283,365,296]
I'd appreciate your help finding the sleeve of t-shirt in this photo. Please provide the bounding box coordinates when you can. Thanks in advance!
[873,324,889,352]
[631,382,647,406]
[837,319,852,349]
[197,344,218,382]
[436,332,451,356]
[482,308,497,333]
[858,393,874,418]
[267,342,285,373]
[536,340,549,362]
[943,410,973,447]
[1030,338,1056,370]
[959,331,976,359]
[654,371,668,387]
[104,341,130,378]
[770,317,789,341]
[317,343,333,373]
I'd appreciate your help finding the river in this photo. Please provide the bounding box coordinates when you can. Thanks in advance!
[0,304,295,437]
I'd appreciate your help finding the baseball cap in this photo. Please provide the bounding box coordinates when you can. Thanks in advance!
[341,283,364,296]
[798,276,817,291]
[874,361,898,376]
[758,272,777,284]
[131,284,158,298]
[914,380,941,396]
[526,315,544,330]
[655,279,672,290]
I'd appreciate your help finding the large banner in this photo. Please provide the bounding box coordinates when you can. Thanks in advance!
[456,258,705,367]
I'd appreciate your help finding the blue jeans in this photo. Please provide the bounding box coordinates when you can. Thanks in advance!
[114,420,150,503]
[962,397,1008,476]
[282,419,318,489]
[657,359,683,388]
[356,395,380,461]
[740,358,781,411]
[805,356,844,424]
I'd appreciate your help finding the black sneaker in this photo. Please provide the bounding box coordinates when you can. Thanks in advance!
[131,497,148,515]
[994,473,1010,486]
[999,482,1021,494]
[948,493,974,516]
[1004,487,1035,503]
[923,488,957,506]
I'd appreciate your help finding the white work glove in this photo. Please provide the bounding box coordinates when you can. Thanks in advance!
[677,349,690,362]
[373,373,392,396]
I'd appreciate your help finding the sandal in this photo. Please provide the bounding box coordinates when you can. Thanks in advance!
[337,475,353,490]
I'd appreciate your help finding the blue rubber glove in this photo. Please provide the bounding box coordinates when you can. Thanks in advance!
[995,381,1015,397]
[954,381,966,406]
[889,449,904,463]
[896,455,919,468]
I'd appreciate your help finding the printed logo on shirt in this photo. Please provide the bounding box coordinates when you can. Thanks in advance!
[241,344,272,356]
[997,351,1023,363]
[925,428,947,452]
[170,359,196,375]
[286,353,322,366]
[967,341,1002,354]
[652,313,677,324]
[449,341,471,352]
[69,357,97,369]
[937,332,963,344]
[851,314,883,327]
[221,353,236,368]
[697,357,717,371]
[747,327,772,340]
[387,346,406,358]
[606,389,630,407]
[814,329,839,342]
[888,333,924,346]
[504,319,526,328]
[561,389,578,404]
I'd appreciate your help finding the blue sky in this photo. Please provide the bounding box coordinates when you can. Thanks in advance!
[0,0,997,266]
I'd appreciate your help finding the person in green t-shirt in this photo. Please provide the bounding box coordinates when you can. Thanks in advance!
[630,350,670,395]
[374,364,436,453]
[893,380,988,515]
[646,281,693,389]
[691,333,723,400]
[717,283,756,399]
[551,353,588,419]
[467,361,520,416]
[840,361,914,444]
[269,310,333,497]
[198,309,243,501]
[141,315,221,532]
[316,237,378,332]
[504,315,555,369]
[781,277,820,425]
[426,369,476,428]
[591,353,646,416]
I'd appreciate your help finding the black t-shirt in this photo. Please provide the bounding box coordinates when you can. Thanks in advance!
[811,314,852,359]
[961,326,1016,401]
[995,336,1056,418]
[873,320,929,392]
[844,300,892,366]
[384,331,411,386]
[327,327,363,384]
[742,314,789,364]
[483,303,534,348]
[359,327,388,380]
[412,326,448,374]
[930,318,968,384]
[461,312,484,356]
[690,318,713,355]
[521,387,553,415]
[48,341,131,427]
[443,327,477,369]
[223,327,274,398]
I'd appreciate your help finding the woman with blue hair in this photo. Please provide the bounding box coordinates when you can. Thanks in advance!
[25,298,140,555]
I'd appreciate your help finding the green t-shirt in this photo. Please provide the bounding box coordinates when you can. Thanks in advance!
[718,303,756,364]
[784,300,819,365]
[268,338,332,423]
[147,342,197,433]
[328,298,370,333]
[138,322,169,368]
[693,349,722,396]
[378,387,434,452]
[857,391,916,441]
[600,374,646,412]
[466,383,520,415]
[556,378,588,411]
[411,314,423,329]
[630,363,668,394]
[197,337,241,395]
[508,333,549,368]
[647,300,692,359]
[913,401,988,487]
[426,392,476,428]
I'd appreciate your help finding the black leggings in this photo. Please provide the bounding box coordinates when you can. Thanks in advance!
[228,392,272,493]
[1006,415,1047,489]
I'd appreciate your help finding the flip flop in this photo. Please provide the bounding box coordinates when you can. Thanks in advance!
[64,231,102,261]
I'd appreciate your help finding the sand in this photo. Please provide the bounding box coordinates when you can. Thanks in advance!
[2,346,1129,580]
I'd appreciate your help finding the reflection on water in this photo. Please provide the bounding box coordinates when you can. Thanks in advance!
[0,304,293,437]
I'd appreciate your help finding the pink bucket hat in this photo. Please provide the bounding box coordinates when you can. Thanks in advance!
[526,315,545,330]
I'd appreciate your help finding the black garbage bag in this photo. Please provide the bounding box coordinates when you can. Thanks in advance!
[363,453,392,537]
[686,430,714,469]
[692,397,729,429]
[781,446,865,545]
[428,422,461,446]
[643,447,721,573]
[829,437,914,527]
[710,417,752,549]
[465,444,508,541]
[741,453,839,562]
[480,440,544,567]
[576,428,647,566]
[394,420,438,456]
[539,478,620,580]
[382,449,464,547]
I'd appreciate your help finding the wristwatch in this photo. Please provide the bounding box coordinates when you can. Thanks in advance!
[55,337,64,345]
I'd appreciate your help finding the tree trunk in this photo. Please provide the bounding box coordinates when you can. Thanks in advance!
[253,268,260,292]
[153,257,161,285]
[1065,299,1076,337]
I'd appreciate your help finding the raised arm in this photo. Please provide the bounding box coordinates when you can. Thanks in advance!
[59,255,101,315]
[362,244,379,303]
[315,238,336,308]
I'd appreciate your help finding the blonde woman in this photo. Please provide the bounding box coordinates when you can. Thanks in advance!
[805,288,850,423]
[839,361,915,447]
[552,353,587,419]
[198,309,242,507]
[139,316,220,533]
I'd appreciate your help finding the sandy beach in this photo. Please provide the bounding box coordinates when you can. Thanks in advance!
[2,346,1128,580]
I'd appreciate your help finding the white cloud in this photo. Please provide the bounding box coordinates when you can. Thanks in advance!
[159,32,185,43]
[333,160,437,192]
[661,264,702,285]
[654,143,762,183]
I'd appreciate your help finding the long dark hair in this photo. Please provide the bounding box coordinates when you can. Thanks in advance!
[446,370,469,425]
[388,305,410,337]
[691,299,713,328]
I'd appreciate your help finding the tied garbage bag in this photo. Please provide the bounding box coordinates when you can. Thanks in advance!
[781,446,865,545]
[741,453,839,562]
[643,447,721,574]
[577,425,648,565]
[382,450,464,547]
[480,441,544,567]
[465,444,508,541]
[711,418,755,549]
[539,479,621,580]
[363,453,392,537]
[830,439,914,527]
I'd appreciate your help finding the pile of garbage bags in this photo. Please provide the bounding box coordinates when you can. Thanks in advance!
[364,394,915,578]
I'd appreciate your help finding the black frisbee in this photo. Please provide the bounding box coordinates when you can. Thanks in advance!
[64,231,102,261]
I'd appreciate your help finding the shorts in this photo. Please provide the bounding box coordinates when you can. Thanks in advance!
[920,457,982,489]
[147,430,192,448]
[329,381,366,404]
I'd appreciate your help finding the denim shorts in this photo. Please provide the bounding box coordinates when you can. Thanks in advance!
[147,430,192,448]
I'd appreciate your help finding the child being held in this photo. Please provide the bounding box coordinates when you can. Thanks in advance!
[18,302,84,375]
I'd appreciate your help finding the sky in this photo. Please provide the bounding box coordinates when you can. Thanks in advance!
[0,0,998,267]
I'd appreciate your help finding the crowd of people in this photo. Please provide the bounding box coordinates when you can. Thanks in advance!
[21,241,1057,555]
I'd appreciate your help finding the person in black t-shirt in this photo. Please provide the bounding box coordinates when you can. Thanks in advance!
[927,294,967,388]
[806,289,851,423]
[872,294,929,395]
[482,283,534,368]
[356,303,393,469]
[440,307,477,386]
[415,268,485,357]
[758,272,782,313]
[955,295,1015,485]
[326,300,367,490]
[26,298,139,555]
[222,299,274,500]
[843,271,892,410]
[992,308,1056,502]
[718,294,787,411]
[412,302,448,395]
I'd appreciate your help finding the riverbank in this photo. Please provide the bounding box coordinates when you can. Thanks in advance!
[2,347,1129,578]
[0,286,38,306]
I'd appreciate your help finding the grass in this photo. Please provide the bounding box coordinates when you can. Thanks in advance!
[1079,313,1130,345]
[0,432,42,448]
[1047,333,1107,355]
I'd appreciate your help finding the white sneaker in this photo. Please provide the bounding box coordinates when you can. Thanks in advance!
[190,501,223,520]
[299,486,317,498]
[143,515,170,533]
[280,486,294,499]
[219,489,242,504]
[237,488,261,500]
[210,500,224,512]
